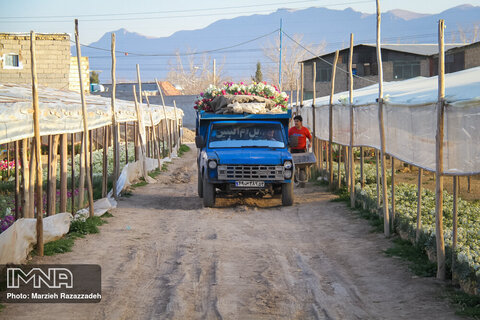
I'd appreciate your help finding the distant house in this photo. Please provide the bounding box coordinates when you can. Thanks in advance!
[157,81,182,96]
[0,32,89,93]
[300,43,467,100]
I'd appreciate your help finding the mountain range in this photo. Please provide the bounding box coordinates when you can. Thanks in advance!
[74,4,480,83]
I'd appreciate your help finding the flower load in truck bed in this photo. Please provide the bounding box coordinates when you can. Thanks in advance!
[194,82,289,114]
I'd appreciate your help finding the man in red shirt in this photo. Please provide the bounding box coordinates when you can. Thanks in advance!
[288,115,312,153]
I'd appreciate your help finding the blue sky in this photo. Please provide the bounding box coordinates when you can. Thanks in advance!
[1,0,479,43]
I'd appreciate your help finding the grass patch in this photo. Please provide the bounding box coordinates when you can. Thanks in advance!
[330,187,350,203]
[357,209,384,233]
[384,238,437,277]
[131,178,148,189]
[43,234,79,256]
[445,286,480,318]
[148,168,162,179]
[102,212,113,218]
[178,144,190,157]
[161,163,168,172]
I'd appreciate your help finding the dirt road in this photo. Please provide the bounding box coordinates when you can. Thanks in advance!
[2,146,460,320]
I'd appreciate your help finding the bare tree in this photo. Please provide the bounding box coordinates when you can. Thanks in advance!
[457,24,480,43]
[262,34,325,91]
[166,51,226,94]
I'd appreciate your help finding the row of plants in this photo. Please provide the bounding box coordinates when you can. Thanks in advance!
[194,81,289,112]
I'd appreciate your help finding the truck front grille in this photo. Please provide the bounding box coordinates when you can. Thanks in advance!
[218,165,284,181]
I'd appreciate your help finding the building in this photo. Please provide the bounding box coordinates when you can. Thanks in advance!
[0,33,89,93]
[300,43,468,100]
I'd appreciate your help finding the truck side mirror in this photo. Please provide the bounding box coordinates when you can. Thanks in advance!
[288,135,298,148]
[195,136,206,148]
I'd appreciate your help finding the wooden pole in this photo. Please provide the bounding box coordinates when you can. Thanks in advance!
[30,31,44,256]
[348,33,355,208]
[14,140,20,219]
[344,146,349,190]
[71,133,75,214]
[74,19,94,217]
[337,146,342,189]
[295,80,299,115]
[300,63,304,107]
[132,85,149,179]
[376,150,380,210]
[111,32,119,199]
[28,139,36,218]
[416,168,423,242]
[155,79,172,157]
[312,62,316,153]
[376,0,390,236]
[452,175,459,282]
[78,133,85,209]
[391,157,396,223]
[47,135,52,215]
[174,101,179,151]
[6,143,10,179]
[360,147,365,188]
[47,135,59,216]
[102,126,108,197]
[60,134,67,212]
[467,176,471,193]
[329,50,339,190]
[145,95,162,170]
[124,122,128,164]
[134,122,138,161]
[435,19,446,280]
[21,139,29,218]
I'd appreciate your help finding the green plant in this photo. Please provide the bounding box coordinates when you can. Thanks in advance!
[69,216,106,235]
[385,238,437,277]
[178,144,190,157]
[148,168,162,179]
[445,286,480,318]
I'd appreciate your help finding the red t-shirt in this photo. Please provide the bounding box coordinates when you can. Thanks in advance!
[288,126,312,150]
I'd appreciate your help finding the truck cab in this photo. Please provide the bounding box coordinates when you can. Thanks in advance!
[195,110,294,207]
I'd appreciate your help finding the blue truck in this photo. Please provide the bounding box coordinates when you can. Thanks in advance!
[195,110,295,207]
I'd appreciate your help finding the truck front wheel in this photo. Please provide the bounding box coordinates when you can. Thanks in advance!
[203,176,216,207]
[198,169,203,198]
[282,182,294,206]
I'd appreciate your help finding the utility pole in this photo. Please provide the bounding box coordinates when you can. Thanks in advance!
[279,19,283,90]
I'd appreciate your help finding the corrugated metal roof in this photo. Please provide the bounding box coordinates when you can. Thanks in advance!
[300,43,465,63]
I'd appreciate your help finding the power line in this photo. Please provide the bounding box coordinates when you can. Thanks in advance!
[73,29,278,56]
[0,0,372,20]
[282,30,378,84]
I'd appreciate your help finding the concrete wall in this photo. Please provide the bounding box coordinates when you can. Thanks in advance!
[0,33,70,90]
[68,56,90,94]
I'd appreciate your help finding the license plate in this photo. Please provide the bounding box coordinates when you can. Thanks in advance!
[235,181,265,187]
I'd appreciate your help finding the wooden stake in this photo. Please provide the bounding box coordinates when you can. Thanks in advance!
[145,95,162,170]
[74,19,94,217]
[47,135,52,215]
[6,143,10,179]
[337,146,341,189]
[416,168,423,242]
[79,133,85,209]
[312,61,316,152]
[360,147,365,188]
[132,85,148,179]
[344,146,349,190]
[376,0,389,236]
[102,126,108,197]
[14,140,20,219]
[173,101,179,151]
[28,139,36,219]
[376,150,380,210]
[111,32,119,199]
[348,33,355,208]
[47,135,59,216]
[467,176,471,193]
[125,122,128,164]
[21,139,29,218]
[300,63,304,107]
[30,31,44,256]
[391,157,396,223]
[329,50,339,189]
[60,134,67,212]
[134,122,138,161]
[155,78,171,157]
[435,19,446,280]
[71,133,75,214]
[452,175,458,282]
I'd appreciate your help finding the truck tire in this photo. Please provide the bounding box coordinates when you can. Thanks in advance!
[198,169,203,198]
[282,182,294,206]
[299,169,307,188]
[203,176,216,207]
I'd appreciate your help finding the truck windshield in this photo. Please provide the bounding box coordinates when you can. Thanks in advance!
[208,123,285,148]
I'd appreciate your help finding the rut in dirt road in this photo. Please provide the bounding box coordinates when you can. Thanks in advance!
[2,146,460,320]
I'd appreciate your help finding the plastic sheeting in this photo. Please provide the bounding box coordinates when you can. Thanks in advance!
[299,66,480,175]
[0,212,72,264]
[0,83,184,144]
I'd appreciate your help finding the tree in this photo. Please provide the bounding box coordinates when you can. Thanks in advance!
[252,61,263,83]
[90,71,100,84]
[262,34,325,91]
[166,51,227,94]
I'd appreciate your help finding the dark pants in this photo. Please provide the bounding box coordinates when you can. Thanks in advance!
[291,149,307,153]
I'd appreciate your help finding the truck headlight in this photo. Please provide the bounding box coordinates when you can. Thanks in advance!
[208,160,217,169]
[284,160,293,170]
[284,169,292,179]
